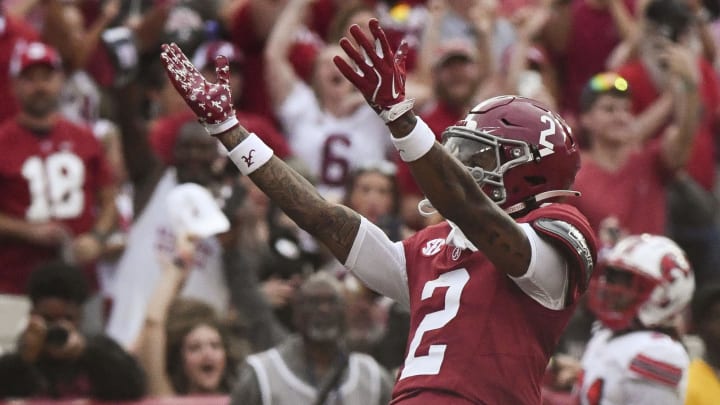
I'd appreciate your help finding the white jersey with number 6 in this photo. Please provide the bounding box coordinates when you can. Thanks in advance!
[277,82,392,201]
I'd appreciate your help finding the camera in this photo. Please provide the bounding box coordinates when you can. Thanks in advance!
[45,324,70,347]
[658,24,682,43]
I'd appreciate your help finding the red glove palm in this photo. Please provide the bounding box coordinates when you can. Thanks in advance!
[333,19,413,123]
[160,43,238,135]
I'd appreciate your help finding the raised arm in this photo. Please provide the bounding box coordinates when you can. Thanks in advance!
[263,0,312,107]
[159,43,360,263]
[133,255,188,396]
[112,82,164,214]
[333,20,530,277]
[658,42,700,171]
[392,115,531,276]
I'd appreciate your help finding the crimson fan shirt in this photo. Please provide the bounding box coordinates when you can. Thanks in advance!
[0,118,113,293]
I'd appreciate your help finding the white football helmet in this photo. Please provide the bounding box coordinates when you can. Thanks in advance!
[588,234,695,331]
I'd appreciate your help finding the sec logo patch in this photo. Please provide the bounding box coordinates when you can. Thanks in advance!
[422,238,445,256]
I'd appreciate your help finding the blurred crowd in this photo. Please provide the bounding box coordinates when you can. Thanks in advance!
[0,0,719,403]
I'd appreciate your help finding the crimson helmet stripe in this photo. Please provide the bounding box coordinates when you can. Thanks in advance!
[629,354,683,387]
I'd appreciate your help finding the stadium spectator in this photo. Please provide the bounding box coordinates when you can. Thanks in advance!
[0,42,116,295]
[105,118,233,348]
[0,261,145,400]
[615,0,720,284]
[135,247,240,396]
[264,0,392,201]
[231,272,394,405]
[569,66,699,245]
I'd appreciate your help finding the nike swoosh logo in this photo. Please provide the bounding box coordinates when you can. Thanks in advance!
[391,75,400,99]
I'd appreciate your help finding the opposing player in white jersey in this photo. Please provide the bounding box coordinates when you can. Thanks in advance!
[577,234,695,405]
[264,0,392,200]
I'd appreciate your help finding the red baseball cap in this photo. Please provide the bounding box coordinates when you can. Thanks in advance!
[192,40,244,71]
[10,42,62,77]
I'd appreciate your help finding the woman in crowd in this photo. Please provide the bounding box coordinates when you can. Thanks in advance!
[134,248,240,396]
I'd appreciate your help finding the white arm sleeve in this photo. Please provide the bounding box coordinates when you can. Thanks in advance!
[344,216,409,310]
[509,223,569,310]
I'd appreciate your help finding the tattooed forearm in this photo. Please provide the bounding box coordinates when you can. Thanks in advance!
[215,126,251,149]
[403,127,531,276]
[249,158,361,262]
[214,126,361,262]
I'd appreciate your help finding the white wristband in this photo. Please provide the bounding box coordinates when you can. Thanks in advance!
[391,117,436,162]
[228,133,274,175]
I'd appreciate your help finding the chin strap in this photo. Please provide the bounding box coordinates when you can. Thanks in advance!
[504,190,581,215]
[418,190,581,218]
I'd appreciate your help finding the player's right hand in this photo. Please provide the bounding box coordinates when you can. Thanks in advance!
[160,42,238,135]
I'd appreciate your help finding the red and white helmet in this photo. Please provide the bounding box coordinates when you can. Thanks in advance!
[589,234,695,331]
[441,95,580,214]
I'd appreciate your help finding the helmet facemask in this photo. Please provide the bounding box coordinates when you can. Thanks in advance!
[589,266,657,331]
[442,126,536,205]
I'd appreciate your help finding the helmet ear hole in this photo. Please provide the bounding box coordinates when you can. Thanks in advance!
[524,176,546,186]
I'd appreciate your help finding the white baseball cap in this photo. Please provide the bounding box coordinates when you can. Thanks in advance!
[167,183,230,239]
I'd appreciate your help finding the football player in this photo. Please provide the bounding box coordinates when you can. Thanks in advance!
[578,234,695,405]
[159,17,597,404]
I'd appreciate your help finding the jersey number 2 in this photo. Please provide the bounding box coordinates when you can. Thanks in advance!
[400,268,470,379]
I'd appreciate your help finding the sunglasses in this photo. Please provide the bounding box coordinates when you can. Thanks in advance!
[589,73,629,93]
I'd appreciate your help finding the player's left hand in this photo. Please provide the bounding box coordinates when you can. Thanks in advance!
[160,42,238,135]
[333,19,413,123]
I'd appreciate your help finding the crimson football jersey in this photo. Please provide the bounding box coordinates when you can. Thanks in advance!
[392,204,596,404]
[0,117,113,294]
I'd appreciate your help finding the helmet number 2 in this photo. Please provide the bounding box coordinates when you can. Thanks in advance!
[400,268,470,379]
[538,114,556,157]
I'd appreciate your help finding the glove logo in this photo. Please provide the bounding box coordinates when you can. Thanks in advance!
[391,75,400,100]
[241,149,256,167]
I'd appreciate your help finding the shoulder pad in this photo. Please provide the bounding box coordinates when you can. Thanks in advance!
[532,218,595,289]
